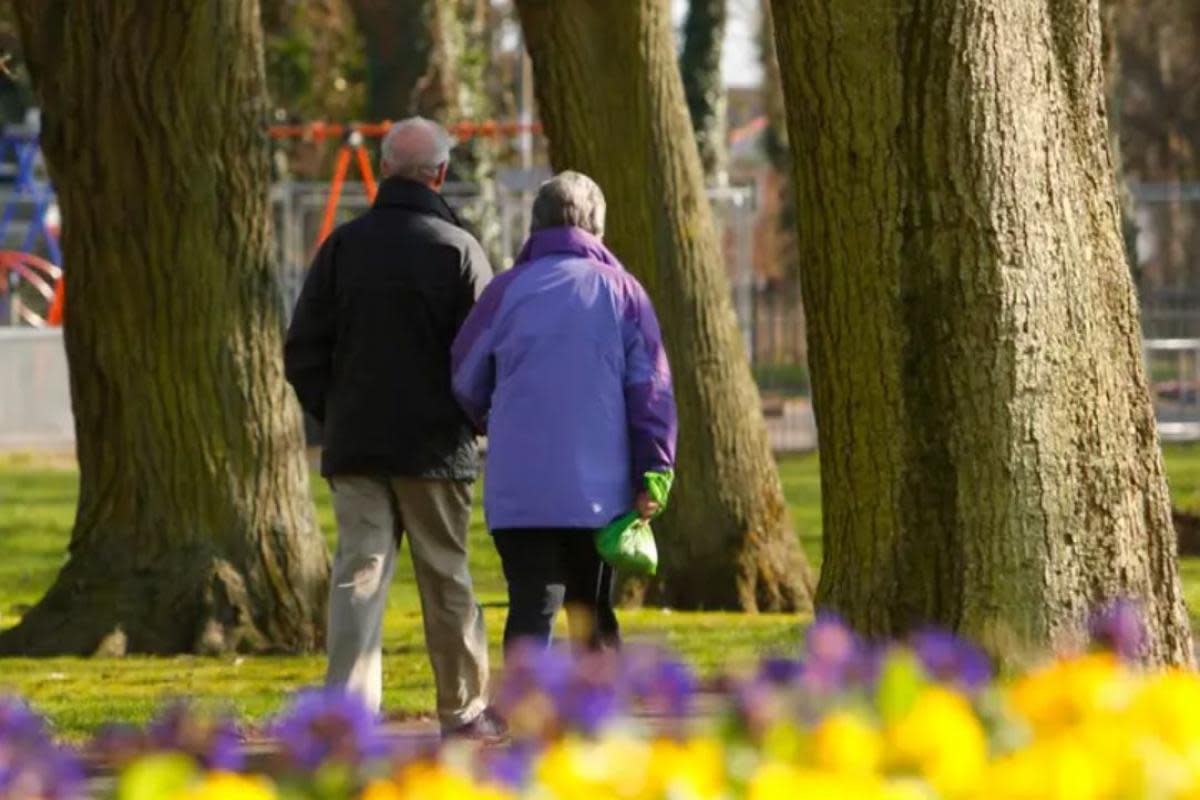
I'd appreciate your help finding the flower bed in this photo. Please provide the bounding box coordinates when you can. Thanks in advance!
[2,604,1196,800]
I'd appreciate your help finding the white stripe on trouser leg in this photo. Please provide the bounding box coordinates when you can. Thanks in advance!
[325,476,398,716]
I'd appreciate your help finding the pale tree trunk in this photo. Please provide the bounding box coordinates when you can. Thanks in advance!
[0,0,330,656]
[680,0,727,184]
[772,0,1191,664]
[515,0,813,612]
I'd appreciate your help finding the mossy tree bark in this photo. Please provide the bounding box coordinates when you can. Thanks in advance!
[514,0,813,612]
[772,0,1191,664]
[0,0,330,656]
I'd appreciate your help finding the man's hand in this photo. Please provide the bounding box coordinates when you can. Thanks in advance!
[634,491,660,520]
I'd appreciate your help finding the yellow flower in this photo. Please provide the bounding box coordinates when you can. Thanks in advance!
[811,711,883,777]
[535,736,654,800]
[377,763,514,800]
[885,686,986,797]
[172,772,276,800]
[1008,654,1128,735]
[749,762,861,800]
[647,738,727,800]
[748,762,919,800]
[361,779,405,800]
[978,738,1112,800]
[1127,669,1200,753]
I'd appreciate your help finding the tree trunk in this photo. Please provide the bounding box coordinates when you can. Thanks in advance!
[345,0,464,122]
[679,0,727,184]
[772,0,1191,664]
[514,0,813,612]
[0,0,330,656]
[344,0,502,258]
[345,0,433,119]
[1101,0,1140,283]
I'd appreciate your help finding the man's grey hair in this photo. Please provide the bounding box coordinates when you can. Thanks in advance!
[380,117,453,182]
[530,171,607,238]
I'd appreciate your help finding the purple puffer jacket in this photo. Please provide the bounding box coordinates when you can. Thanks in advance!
[451,226,677,531]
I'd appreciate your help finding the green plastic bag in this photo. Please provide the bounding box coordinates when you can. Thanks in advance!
[595,470,674,576]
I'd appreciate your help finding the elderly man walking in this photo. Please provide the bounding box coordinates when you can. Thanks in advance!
[284,117,499,738]
[451,171,677,651]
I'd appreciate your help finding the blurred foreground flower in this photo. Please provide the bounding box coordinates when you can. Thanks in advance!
[363,762,512,800]
[908,629,991,692]
[270,688,392,771]
[0,696,85,800]
[1090,599,1147,661]
[14,601,1200,799]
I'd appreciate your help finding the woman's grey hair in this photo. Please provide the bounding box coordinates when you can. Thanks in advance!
[380,117,453,182]
[530,171,607,238]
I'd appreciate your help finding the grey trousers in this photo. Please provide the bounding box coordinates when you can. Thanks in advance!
[325,476,489,729]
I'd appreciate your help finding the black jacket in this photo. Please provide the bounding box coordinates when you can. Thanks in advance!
[284,178,493,479]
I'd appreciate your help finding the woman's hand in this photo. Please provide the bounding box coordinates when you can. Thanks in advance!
[635,492,660,520]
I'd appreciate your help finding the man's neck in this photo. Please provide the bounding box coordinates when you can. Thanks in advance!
[382,174,440,193]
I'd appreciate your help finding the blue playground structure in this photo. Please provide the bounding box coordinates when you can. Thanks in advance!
[0,125,60,264]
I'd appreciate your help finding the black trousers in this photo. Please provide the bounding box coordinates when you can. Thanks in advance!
[492,528,620,651]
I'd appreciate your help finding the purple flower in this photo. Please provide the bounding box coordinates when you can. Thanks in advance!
[562,682,619,735]
[798,611,869,692]
[844,643,888,686]
[270,688,391,771]
[0,697,86,800]
[0,746,86,800]
[495,641,573,715]
[624,647,697,719]
[757,657,804,686]
[806,612,859,667]
[0,698,45,743]
[484,741,538,788]
[1090,600,1147,661]
[559,652,623,735]
[909,629,992,691]
[146,702,245,771]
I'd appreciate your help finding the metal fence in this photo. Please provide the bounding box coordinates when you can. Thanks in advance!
[1144,338,1200,442]
[8,181,1200,452]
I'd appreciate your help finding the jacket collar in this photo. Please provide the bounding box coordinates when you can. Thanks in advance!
[514,226,622,269]
[374,177,462,226]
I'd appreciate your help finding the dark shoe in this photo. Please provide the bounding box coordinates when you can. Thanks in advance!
[442,707,508,744]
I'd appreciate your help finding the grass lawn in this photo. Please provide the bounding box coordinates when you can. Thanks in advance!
[0,453,815,738]
[2,446,1199,738]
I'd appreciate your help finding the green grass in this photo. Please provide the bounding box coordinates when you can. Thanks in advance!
[3,445,1200,739]
[0,455,808,739]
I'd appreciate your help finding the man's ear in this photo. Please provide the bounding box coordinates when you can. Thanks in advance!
[432,161,449,190]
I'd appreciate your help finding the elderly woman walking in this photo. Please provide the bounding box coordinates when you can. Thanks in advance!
[451,171,677,651]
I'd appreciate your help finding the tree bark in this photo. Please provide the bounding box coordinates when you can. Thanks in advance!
[772,0,1191,664]
[514,0,813,612]
[1101,0,1140,282]
[0,0,330,656]
[679,0,727,184]
[345,0,433,120]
